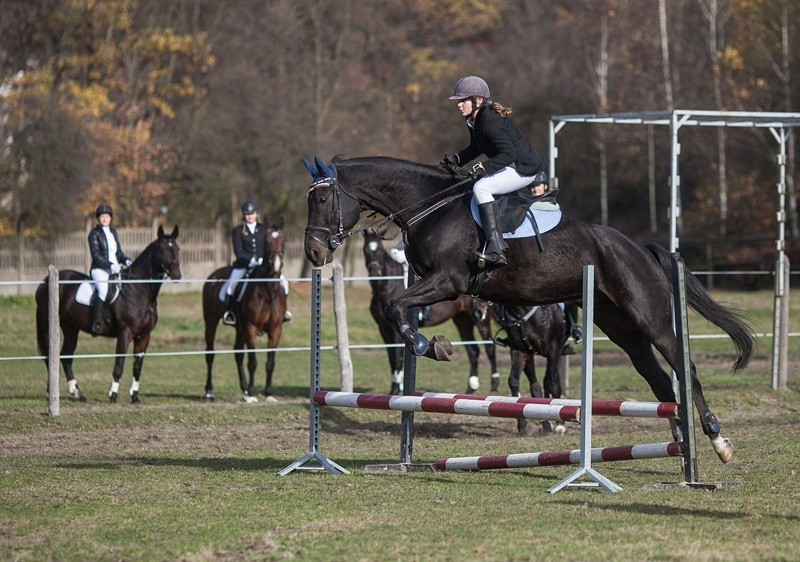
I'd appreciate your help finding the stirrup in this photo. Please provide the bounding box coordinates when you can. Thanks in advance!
[222,310,236,325]
[283,311,293,324]
[478,251,507,269]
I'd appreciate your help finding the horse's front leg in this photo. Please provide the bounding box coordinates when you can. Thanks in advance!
[233,328,257,404]
[109,330,132,403]
[129,333,150,403]
[246,325,259,400]
[386,275,460,361]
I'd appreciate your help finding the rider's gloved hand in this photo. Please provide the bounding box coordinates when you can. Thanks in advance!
[469,162,486,179]
[124,258,132,267]
[257,257,264,265]
[111,263,121,274]
[249,257,259,268]
[438,154,460,173]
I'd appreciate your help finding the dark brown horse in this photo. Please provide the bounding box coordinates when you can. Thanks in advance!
[202,219,288,403]
[363,231,498,395]
[302,155,755,463]
[493,302,569,436]
[35,225,181,402]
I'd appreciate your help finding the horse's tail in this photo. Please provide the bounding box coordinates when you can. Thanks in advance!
[646,243,755,371]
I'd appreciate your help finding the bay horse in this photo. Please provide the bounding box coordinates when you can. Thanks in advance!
[202,219,288,403]
[35,225,181,403]
[493,302,569,436]
[362,230,499,395]
[302,155,755,463]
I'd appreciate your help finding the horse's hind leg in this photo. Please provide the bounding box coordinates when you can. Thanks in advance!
[475,317,499,391]
[233,328,257,403]
[60,327,86,401]
[454,315,481,393]
[594,304,734,463]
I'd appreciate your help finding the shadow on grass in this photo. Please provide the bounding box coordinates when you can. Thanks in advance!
[551,499,758,520]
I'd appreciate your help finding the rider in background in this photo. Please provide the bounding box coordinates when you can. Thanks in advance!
[88,204,131,335]
[440,75,546,267]
[220,200,266,325]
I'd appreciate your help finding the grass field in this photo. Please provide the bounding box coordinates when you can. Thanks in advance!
[0,281,798,561]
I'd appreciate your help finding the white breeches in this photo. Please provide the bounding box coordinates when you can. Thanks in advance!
[219,267,247,301]
[473,166,537,204]
[90,269,110,301]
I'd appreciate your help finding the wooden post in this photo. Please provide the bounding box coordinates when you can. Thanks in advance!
[332,263,353,392]
[47,265,60,417]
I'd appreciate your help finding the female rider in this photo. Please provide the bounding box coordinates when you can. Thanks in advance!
[88,204,131,335]
[441,75,546,267]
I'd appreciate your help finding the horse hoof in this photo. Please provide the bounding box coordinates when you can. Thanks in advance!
[554,423,567,436]
[109,392,118,403]
[422,335,453,361]
[490,374,500,393]
[468,375,480,392]
[389,383,402,396]
[78,393,87,403]
[539,420,553,434]
[263,396,278,404]
[130,392,140,404]
[243,394,259,404]
[712,436,734,463]
[203,391,215,401]
[518,421,534,437]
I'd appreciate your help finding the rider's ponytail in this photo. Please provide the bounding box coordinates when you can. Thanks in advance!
[484,99,512,117]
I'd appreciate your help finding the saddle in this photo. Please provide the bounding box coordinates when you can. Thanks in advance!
[496,188,560,233]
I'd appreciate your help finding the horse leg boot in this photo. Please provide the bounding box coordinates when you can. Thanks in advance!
[477,201,507,268]
[90,293,105,336]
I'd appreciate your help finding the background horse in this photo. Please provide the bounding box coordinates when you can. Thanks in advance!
[202,219,288,403]
[363,231,498,395]
[302,155,756,463]
[493,303,569,436]
[35,225,181,403]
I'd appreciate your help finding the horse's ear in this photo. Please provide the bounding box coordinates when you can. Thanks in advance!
[301,155,318,178]
[171,225,179,239]
[157,224,165,239]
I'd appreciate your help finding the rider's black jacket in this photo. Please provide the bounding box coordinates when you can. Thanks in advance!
[88,225,130,272]
[456,105,546,176]
[231,223,266,268]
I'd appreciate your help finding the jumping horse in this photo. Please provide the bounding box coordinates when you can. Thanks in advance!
[35,225,181,402]
[302,155,755,463]
[362,230,499,395]
[493,302,570,436]
[202,219,288,403]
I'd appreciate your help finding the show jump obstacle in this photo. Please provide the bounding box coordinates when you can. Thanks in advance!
[280,257,703,492]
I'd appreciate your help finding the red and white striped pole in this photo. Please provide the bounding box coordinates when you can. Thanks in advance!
[436,441,682,471]
[413,392,678,419]
[313,391,579,422]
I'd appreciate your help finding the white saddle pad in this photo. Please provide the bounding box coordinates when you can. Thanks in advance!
[76,281,94,306]
[470,197,562,240]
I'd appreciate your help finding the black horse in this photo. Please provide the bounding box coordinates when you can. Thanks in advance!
[493,303,569,436]
[202,219,288,403]
[302,155,755,463]
[35,225,181,402]
[362,230,498,395]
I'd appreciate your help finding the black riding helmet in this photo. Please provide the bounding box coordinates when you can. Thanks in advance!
[95,204,113,217]
[241,200,258,214]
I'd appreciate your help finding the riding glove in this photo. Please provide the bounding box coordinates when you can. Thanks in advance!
[111,263,121,274]
[439,154,460,174]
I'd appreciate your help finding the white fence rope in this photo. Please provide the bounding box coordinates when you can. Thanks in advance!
[1,272,795,363]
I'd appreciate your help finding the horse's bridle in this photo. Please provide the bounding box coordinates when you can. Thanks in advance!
[494,304,541,354]
[305,177,349,250]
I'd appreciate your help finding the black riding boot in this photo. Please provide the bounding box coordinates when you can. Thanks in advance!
[90,294,105,336]
[221,294,236,325]
[477,201,508,267]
